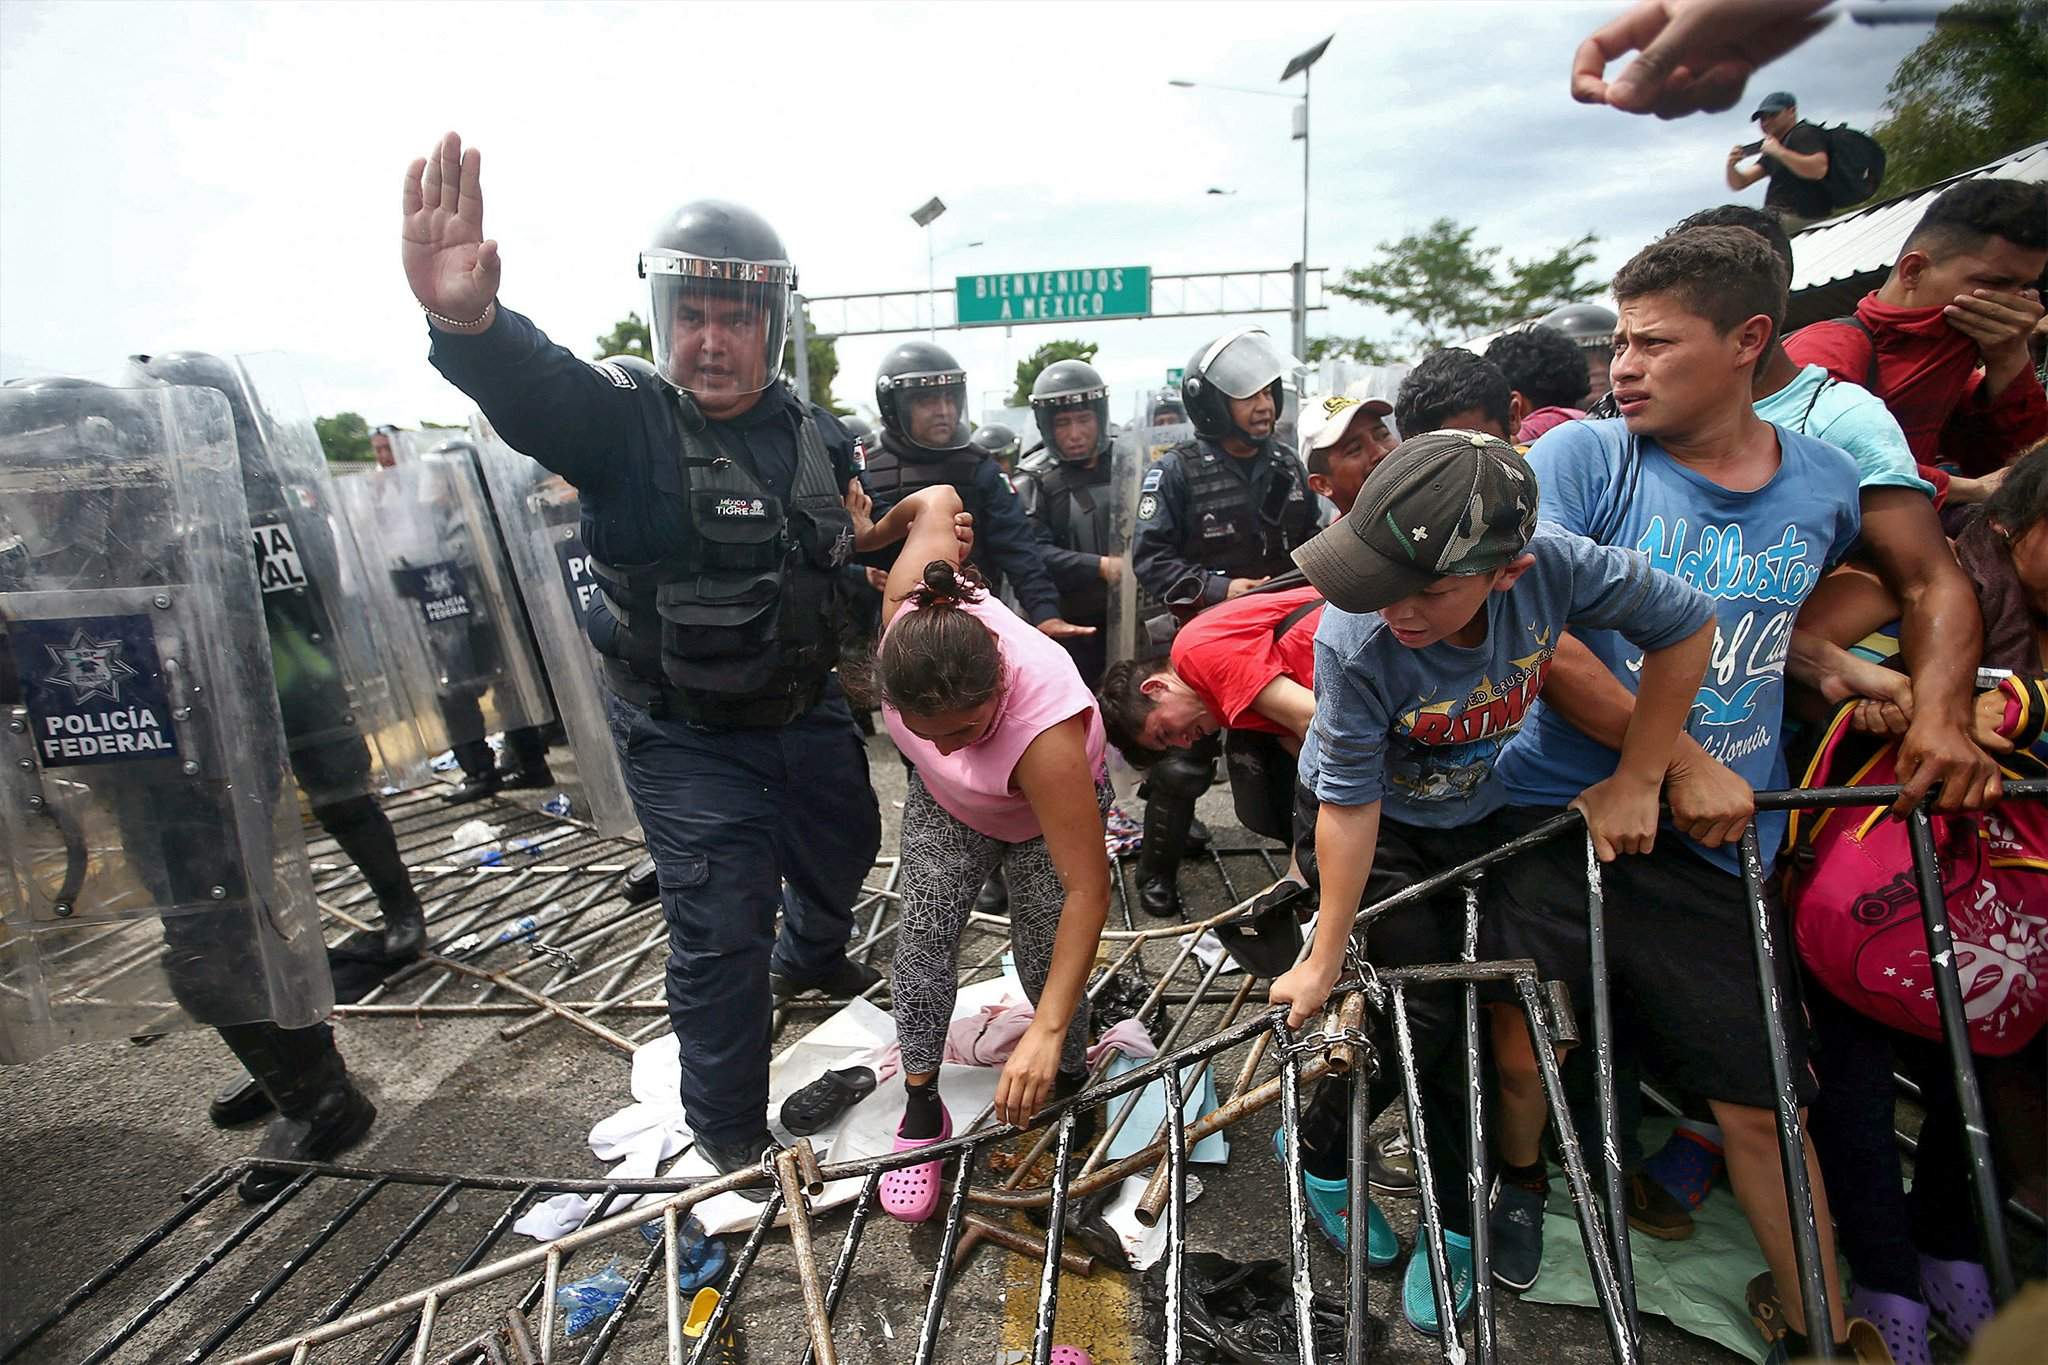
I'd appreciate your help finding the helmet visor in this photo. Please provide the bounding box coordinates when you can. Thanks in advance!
[886,371,970,452]
[1197,328,1300,400]
[1032,389,1109,460]
[642,251,794,400]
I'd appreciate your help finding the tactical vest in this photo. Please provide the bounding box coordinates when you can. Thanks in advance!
[1033,459,1112,558]
[1174,440,1306,581]
[1022,458,1113,625]
[592,400,855,728]
[862,434,1001,582]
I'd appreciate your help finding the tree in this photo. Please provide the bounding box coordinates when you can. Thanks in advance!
[780,308,849,414]
[315,411,371,462]
[1009,340,1099,406]
[1310,219,1603,364]
[592,311,651,361]
[1871,0,2048,196]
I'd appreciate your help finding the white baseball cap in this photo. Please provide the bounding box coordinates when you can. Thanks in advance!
[1298,393,1392,452]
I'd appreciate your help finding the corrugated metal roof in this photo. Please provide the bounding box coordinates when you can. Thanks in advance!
[1791,141,2048,293]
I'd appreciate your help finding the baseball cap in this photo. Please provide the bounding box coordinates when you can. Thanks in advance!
[1291,429,1538,614]
[1749,90,1796,119]
[1297,392,1392,453]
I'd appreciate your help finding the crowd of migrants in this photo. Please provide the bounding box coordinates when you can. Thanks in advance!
[5,60,2047,1365]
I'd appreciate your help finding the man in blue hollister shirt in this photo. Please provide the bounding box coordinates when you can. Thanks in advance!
[1487,225,1862,1358]
[1277,429,1715,1335]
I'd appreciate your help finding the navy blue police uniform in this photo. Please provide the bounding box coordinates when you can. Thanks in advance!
[430,307,881,1152]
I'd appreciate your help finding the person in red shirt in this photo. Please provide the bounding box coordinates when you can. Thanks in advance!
[1097,392,1389,768]
[1785,178,2048,508]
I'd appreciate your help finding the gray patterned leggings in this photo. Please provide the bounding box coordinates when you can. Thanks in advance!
[892,770,1111,1078]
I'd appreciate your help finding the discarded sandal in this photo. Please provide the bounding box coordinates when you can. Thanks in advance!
[681,1286,743,1363]
[779,1066,877,1137]
[880,1104,952,1223]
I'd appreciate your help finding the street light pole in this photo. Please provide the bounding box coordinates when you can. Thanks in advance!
[1280,35,1333,363]
[909,196,948,338]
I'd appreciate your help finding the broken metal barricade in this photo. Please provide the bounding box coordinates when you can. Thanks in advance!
[6,781,2035,1365]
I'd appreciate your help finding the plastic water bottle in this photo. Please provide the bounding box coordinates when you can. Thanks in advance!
[542,793,573,818]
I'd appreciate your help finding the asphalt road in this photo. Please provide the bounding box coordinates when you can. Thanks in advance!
[2,730,1773,1364]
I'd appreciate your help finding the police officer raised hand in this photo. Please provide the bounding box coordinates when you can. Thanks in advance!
[403,132,500,332]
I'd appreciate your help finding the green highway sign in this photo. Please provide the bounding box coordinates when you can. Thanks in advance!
[956,267,1151,327]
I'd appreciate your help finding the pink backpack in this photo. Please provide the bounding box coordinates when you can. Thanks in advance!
[1788,704,2048,1056]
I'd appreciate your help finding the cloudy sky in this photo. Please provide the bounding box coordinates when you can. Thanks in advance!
[1,1,1930,430]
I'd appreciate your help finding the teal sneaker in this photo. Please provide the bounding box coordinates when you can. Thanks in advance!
[1271,1127,1399,1266]
[1402,1230,1475,1337]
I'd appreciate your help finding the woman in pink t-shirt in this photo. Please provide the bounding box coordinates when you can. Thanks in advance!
[858,485,1111,1223]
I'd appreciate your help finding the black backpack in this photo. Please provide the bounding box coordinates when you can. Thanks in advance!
[1818,124,1886,211]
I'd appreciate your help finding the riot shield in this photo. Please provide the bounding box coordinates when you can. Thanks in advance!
[470,418,640,838]
[0,382,329,1063]
[124,352,438,803]
[333,446,554,767]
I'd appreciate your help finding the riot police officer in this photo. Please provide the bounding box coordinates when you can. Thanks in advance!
[1,378,375,1201]
[968,420,1021,475]
[402,133,883,1187]
[1129,328,1318,918]
[863,341,1074,634]
[1535,301,1618,404]
[1013,359,1119,687]
[128,352,428,968]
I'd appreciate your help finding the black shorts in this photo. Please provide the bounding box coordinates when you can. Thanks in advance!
[1292,784,1503,970]
[1478,805,1815,1109]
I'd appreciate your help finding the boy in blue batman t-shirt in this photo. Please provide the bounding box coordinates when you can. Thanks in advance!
[1487,225,1865,1358]
[1277,427,1715,1334]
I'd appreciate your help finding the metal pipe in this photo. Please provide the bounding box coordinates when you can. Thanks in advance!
[1276,1028,1317,1365]
[775,1145,838,1365]
[1461,887,1496,1365]
[1345,1031,1374,1365]
[1386,981,1465,1364]
[1033,1113,1077,1365]
[1905,808,2017,1302]
[692,1189,784,1365]
[1514,976,1637,1365]
[78,1172,315,1365]
[912,1149,976,1365]
[1582,836,1638,1354]
[800,1175,880,1365]
[1162,1068,1190,1365]
[1738,825,1834,1358]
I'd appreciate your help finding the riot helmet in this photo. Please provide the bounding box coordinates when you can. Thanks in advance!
[1,379,180,587]
[639,200,796,404]
[839,415,874,441]
[1029,359,1111,463]
[875,340,971,454]
[1182,327,1297,448]
[1535,302,1618,402]
[126,352,269,477]
[969,422,1020,468]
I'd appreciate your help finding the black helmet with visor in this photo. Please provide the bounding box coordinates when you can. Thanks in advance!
[1029,359,1111,463]
[875,340,971,454]
[639,200,796,402]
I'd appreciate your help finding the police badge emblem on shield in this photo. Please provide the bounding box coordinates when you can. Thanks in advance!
[9,613,181,768]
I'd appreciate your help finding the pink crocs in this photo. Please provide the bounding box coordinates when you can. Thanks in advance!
[880,1105,953,1223]
[1050,1349,1091,1364]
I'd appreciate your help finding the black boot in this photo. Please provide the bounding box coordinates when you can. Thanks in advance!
[318,797,424,959]
[215,1021,376,1203]
[974,868,1009,916]
[443,738,501,804]
[697,1130,780,1202]
[493,726,555,790]
[208,1071,273,1126]
[1136,791,1195,919]
[623,857,660,906]
[378,894,426,961]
